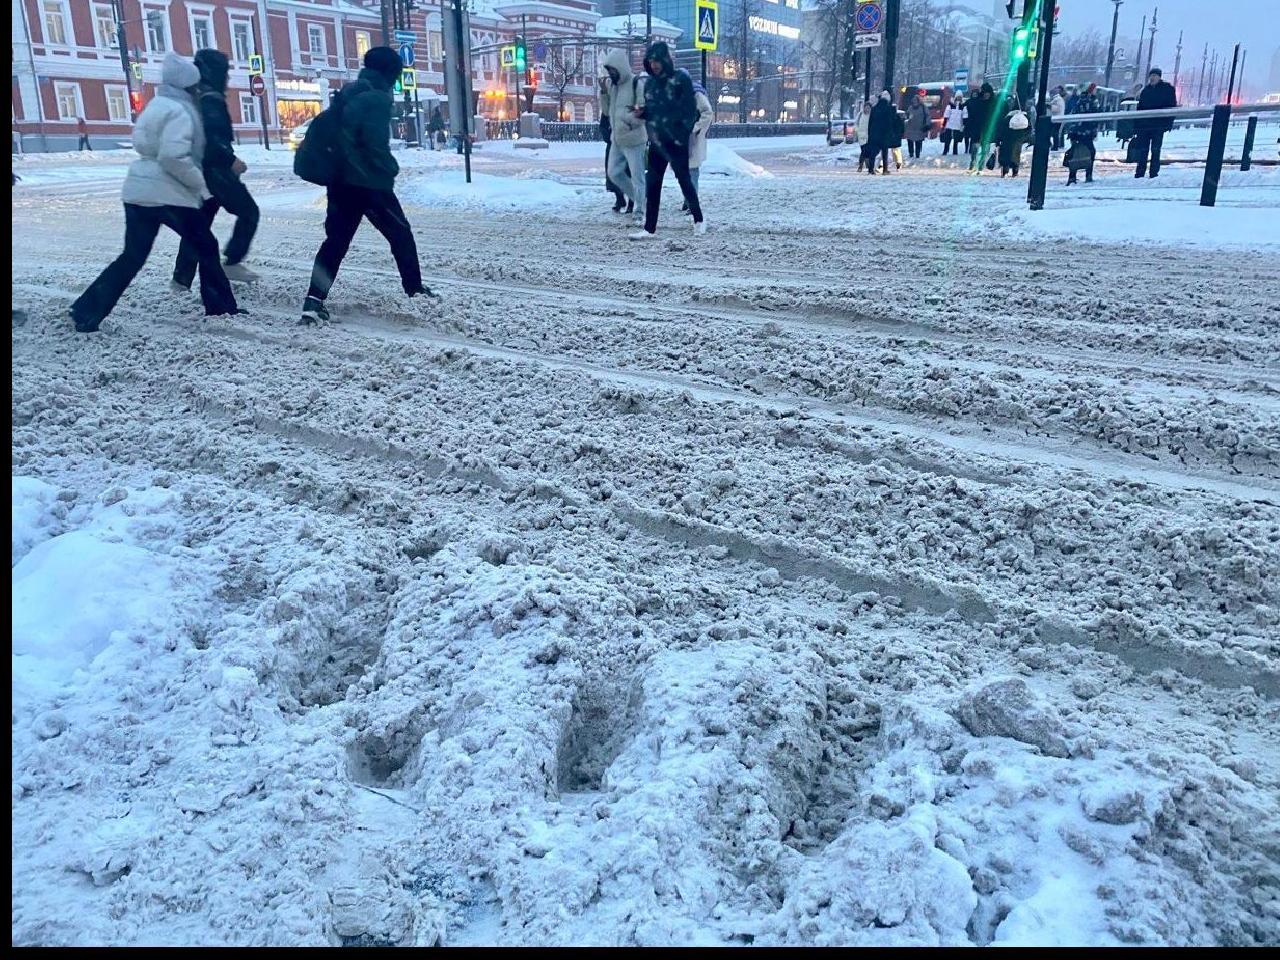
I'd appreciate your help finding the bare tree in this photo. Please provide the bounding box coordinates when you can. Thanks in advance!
[546,44,585,120]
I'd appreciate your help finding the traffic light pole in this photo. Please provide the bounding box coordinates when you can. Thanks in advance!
[1026,0,1055,211]
[882,0,899,94]
[111,0,136,120]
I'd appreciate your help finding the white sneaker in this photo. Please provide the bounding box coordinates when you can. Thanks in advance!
[692,221,707,235]
[629,230,656,241]
[223,262,260,282]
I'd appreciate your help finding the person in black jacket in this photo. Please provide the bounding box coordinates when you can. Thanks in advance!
[1065,83,1101,184]
[629,42,704,238]
[868,92,898,174]
[301,47,433,325]
[1133,67,1177,178]
[966,83,996,172]
[171,50,260,289]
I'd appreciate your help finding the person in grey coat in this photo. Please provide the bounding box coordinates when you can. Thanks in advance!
[904,94,930,159]
[71,52,239,333]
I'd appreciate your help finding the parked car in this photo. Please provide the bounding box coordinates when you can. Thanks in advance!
[826,118,859,146]
[287,120,311,151]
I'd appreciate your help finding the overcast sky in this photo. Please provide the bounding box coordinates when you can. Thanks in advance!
[1052,0,1278,90]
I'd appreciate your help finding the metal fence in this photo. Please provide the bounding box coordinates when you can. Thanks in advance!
[482,119,826,143]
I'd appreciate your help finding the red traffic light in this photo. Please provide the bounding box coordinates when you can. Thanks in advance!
[129,91,143,114]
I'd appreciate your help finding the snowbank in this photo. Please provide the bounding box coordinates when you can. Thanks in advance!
[700,144,773,179]
[1004,200,1280,250]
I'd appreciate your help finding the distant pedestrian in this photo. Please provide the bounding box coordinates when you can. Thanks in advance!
[299,47,435,325]
[904,94,929,159]
[1133,67,1177,178]
[76,117,91,151]
[683,81,714,213]
[1065,82,1101,185]
[997,99,1031,177]
[1049,86,1067,150]
[427,105,445,151]
[868,91,898,174]
[172,49,260,291]
[856,100,874,172]
[629,42,704,239]
[942,94,966,156]
[71,53,240,333]
[602,49,647,224]
[966,82,996,173]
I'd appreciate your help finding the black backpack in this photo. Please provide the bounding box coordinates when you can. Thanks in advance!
[293,92,346,186]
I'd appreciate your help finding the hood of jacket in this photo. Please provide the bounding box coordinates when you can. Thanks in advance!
[161,51,200,90]
[644,42,674,78]
[194,49,230,93]
[603,49,634,83]
[356,66,396,94]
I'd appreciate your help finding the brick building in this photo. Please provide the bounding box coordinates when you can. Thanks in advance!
[11,0,683,151]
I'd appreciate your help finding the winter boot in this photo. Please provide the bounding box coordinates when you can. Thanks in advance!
[299,296,330,326]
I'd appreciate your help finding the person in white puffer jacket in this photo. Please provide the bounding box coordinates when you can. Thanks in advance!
[71,51,239,332]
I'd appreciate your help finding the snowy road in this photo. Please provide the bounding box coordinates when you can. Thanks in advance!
[11,143,1280,946]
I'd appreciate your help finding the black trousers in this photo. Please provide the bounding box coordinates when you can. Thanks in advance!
[604,141,625,202]
[907,139,923,158]
[72,203,238,328]
[306,184,422,300]
[643,140,701,232]
[1133,130,1165,177]
[1052,125,1065,150]
[77,134,92,151]
[173,173,260,287]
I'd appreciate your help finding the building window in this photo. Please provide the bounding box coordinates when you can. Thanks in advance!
[308,25,326,57]
[240,93,259,125]
[94,3,116,49]
[145,9,169,53]
[42,1,69,45]
[54,82,81,120]
[428,32,442,64]
[191,14,213,51]
[355,30,371,60]
[105,85,129,121]
[231,21,253,62]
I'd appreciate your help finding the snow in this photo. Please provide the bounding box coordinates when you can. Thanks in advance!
[10,127,1280,946]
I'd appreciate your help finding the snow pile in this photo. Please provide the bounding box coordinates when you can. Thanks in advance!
[402,171,588,210]
[701,144,773,179]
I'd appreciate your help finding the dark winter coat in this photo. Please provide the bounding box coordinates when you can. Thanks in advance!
[1067,92,1101,141]
[1135,80,1177,133]
[996,110,1029,167]
[336,67,400,191]
[905,102,931,140]
[641,42,698,148]
[428,107,445,133]
[868,99,898,150]
[192,51,237,182]
[965,90,996,141]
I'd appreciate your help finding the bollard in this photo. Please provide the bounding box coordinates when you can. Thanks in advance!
[1027,115,1054,211]
[1200,104,1232,207]
[1240,115,1258,172]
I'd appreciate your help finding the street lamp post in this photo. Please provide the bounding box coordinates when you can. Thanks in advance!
[1104,0,1122,89]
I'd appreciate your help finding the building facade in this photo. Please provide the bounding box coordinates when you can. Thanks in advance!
[11,0,685,151]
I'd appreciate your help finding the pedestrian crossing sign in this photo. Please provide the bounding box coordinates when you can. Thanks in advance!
[695,0,718,52]
[248,54,264,76]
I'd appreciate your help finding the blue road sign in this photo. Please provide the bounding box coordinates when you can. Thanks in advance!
[400,44,415,67]
[394,30,416,44]
[856,2,883,33]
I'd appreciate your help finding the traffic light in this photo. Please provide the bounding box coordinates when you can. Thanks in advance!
[129,90,143,115]
[1011,24,1031,62]
[514,38,526,72]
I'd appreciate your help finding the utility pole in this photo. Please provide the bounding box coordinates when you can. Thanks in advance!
[1104,0,1122,89]
[646,0,651,43]
[1224,43,1240,103]
[882,0,900,95]
[380,0,390,45]
[1196,44,1207,104]
[111,0,137,120]
[1237,49,1247,102]
[1144,7,1157,76]
[1172,30,1182,89]
[1137,14,1146,76]
[1206,50,1217,103]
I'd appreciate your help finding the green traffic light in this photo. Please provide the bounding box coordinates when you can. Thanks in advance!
[515,39,526,72]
